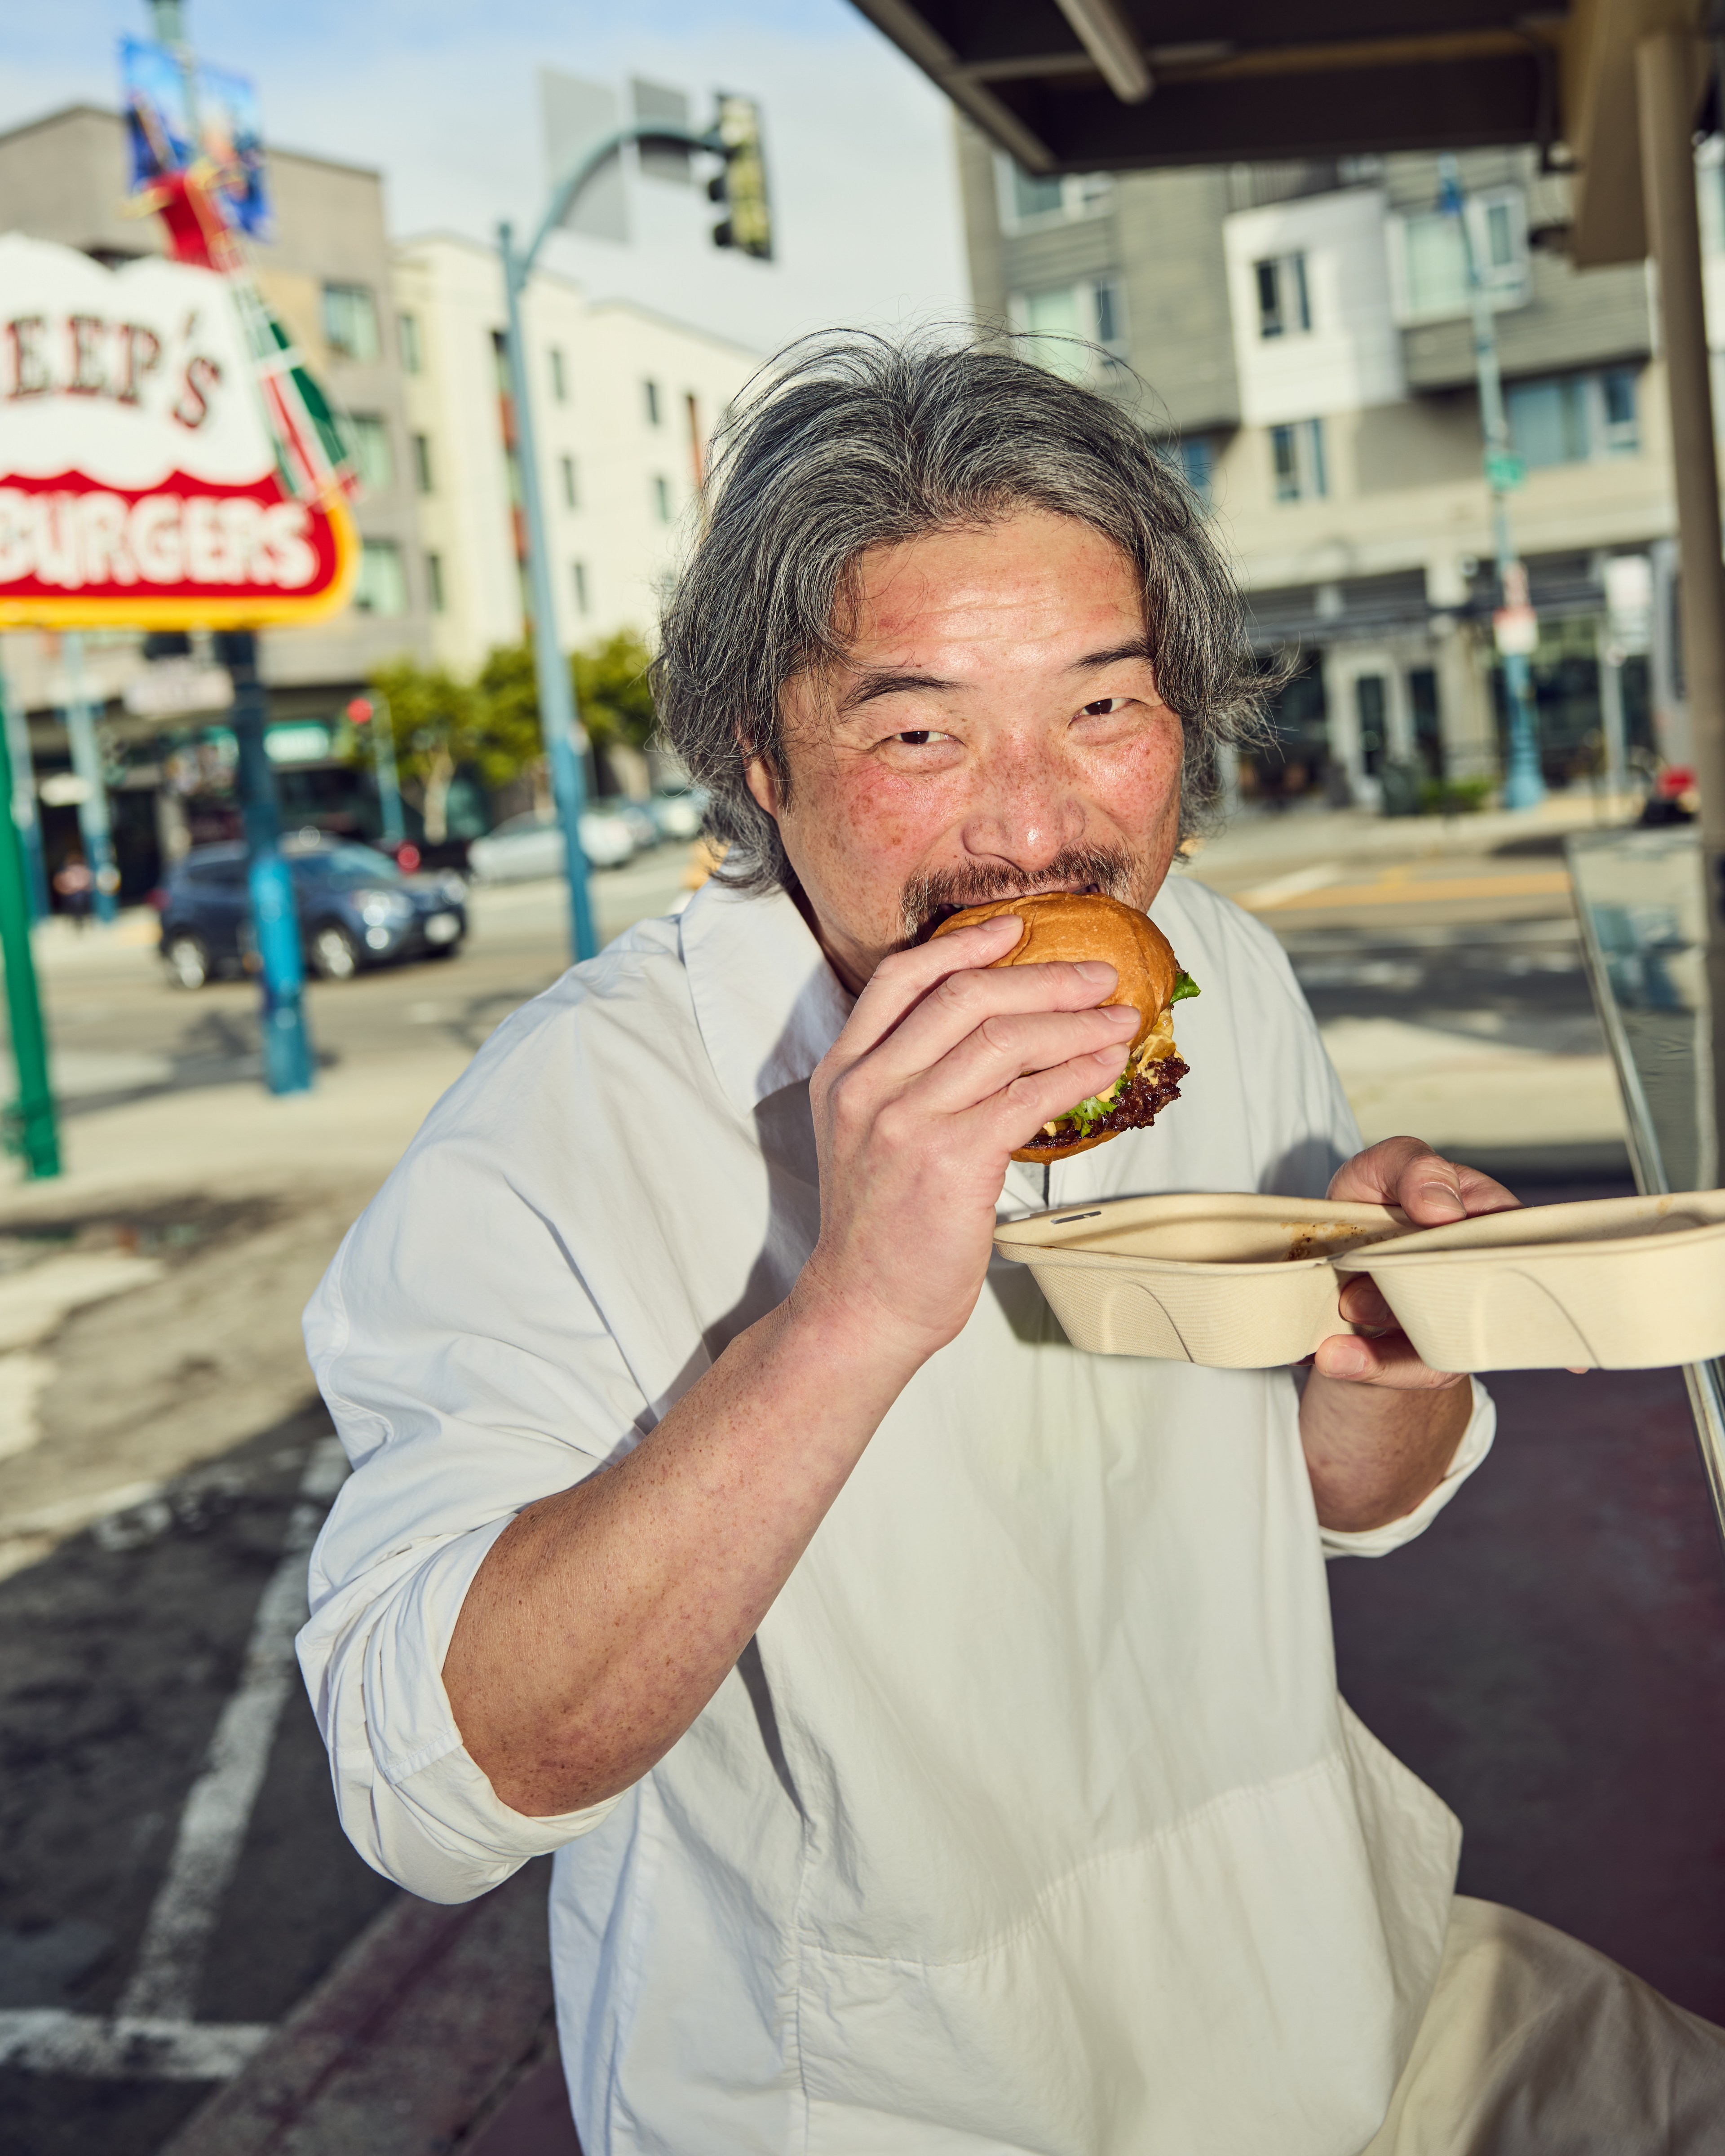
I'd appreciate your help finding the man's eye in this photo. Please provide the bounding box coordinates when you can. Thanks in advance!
[892,729,949,746]
[1079,698,1125,717]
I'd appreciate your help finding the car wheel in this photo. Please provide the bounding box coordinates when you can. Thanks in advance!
[310,923,360,981]
[163,932,212,990]
[425,942,460,961]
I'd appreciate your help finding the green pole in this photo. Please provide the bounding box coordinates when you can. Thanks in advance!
[0,672,59,1178]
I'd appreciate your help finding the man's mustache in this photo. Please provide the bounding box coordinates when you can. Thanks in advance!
[901,845,1141,943]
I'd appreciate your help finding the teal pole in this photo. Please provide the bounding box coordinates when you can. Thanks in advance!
[0,672,60,1178]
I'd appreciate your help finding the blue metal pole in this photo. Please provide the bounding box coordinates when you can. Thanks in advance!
[498,219,597,963]
[214,630,314,1094]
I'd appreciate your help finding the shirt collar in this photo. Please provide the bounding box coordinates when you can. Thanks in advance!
[680,877,855,1114]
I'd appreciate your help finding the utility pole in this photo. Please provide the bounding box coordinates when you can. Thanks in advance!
[1441,155,1545,813]
[0,670,58,1178]
[216,632,313,1093]
[0,645,48,921]
[497,106,768,962]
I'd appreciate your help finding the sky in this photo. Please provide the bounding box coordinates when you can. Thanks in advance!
[1,0,973,355]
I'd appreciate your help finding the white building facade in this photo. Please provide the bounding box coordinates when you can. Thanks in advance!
[392,235,761,674]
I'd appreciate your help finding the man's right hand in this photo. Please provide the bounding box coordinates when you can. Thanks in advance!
[793,913,1138,1369]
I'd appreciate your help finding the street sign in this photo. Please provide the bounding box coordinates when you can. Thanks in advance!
[0,234,357,629]
[1484,450,1526,492]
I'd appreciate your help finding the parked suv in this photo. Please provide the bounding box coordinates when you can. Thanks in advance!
[158,837,469,988]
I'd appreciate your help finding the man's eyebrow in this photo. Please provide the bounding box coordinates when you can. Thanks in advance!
[836,668,958,713]
[1069,639,1155,672]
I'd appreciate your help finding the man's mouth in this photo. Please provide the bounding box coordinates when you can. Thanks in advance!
[902,846,1137,944]
[920,880,1102,938]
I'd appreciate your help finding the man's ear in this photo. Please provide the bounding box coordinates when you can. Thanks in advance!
[743,753,780,820]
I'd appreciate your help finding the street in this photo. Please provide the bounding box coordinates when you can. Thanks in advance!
[0,807,1667,2155]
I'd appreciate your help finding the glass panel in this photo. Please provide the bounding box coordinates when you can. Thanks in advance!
[339,413,393,492]
[1012,167,1065,221]
[426,552,445,613]
[354,541,408,616]
[1304,418,1327,499]
[1271,424,1299,501]
[398,313,421,373]
[1355,674,1387,776]
[1401,213,1468,319]
[1092,278,1119,346]
[1507,379,1570,468]
[1178,435,1213,502]
[1601,368,1639,454]
[1290,252,1310,331]
[1022,286,1088,379]
[1485,200,1514,269]
[322,283,379,362]
[1256,258,1282,337]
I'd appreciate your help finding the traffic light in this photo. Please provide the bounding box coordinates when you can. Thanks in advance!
[708,94,772,261]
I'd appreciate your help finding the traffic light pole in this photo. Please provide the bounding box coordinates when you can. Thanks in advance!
[1442,156,1545,813]
[214,630,314,1095]
[497,119,728,966]
[0,670,58,1178]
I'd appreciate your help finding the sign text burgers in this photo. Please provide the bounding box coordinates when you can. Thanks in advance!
[0,234,354,626]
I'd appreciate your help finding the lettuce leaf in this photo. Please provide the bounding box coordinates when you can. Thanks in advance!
[1170,970,1200,1003]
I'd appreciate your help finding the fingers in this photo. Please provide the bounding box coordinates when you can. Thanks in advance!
[981,1042,1137,1153]
[1311,1325,1466,1390]
[839,917,1026,1058]
[845,950,1130,1088]
[1328,1135,1522,1226]
[913,1004,1138,1114]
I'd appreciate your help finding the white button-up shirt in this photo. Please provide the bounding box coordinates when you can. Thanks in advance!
[299,870,1493,2156]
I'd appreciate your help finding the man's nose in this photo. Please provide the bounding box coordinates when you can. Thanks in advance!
[959,744,1087,867]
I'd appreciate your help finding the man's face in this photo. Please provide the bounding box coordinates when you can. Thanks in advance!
[745,508,1187,990]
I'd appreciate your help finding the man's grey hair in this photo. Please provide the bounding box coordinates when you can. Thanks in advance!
[654,331,1268,894]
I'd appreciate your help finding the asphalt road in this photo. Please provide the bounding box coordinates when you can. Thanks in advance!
[0,820,1627,2155]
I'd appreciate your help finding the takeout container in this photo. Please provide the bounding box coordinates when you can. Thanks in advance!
[995,1189,1725,1372]
[993,1193,1409,1368]
[1333,1189,1725,1372]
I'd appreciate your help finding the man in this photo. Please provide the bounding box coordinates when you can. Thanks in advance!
[300,336,1722,2152]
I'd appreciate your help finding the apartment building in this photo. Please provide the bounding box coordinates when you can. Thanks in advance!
[392,234,761,675]
[957,125,1686,805]
[0,104,433,884]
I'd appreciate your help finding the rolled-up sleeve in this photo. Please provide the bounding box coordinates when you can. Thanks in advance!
[1318,1375,1496,1560]
[295,1107,682,1904]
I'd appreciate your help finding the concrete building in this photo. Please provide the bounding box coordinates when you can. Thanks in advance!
[957,128,1695,808]
[392,233,761,676]
[0,105,432,886]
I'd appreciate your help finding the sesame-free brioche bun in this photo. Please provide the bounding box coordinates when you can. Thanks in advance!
[930,893,1188,1162]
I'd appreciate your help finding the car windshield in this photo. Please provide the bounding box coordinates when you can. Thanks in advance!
[296,844,404,890]
[490,813,555,839]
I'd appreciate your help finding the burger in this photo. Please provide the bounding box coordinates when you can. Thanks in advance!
[930,893,1198,1162]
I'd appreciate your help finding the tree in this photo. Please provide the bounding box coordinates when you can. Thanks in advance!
[570,630,657,754]
[367,655,545,840]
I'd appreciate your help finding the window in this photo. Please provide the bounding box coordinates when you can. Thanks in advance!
[549,347,567,402]
[1354,675,1387,778]
[1387,190,1530,324]
[571,560,588,614]
[339,413,393,492]
[560,455,578,510]
[425,551,445,613]
[644,379,662,426]
[398,313,422,374]
[353,539,407,615]
[1014,277,1126,378]
[652,474,672,523]
[411,432,433,494]
[1270,418,1327,502]
[322,283,380,362]
[1507,368,1640,468]
[1001,162,1112,230]
[1176,435,1214,502]
[1255,253,1310,340]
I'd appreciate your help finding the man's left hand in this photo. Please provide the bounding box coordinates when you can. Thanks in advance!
[1313,1135,1521,1391]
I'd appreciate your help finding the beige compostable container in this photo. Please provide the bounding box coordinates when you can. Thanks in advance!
[1334,1189,1725,1372]
[995,1189,1725,1372]
[992,1193,1409,1368]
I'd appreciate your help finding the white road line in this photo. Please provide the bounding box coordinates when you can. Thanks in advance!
[0,2009,270,2081]
[1230,860,1344,910]
[116,1437,347,2027]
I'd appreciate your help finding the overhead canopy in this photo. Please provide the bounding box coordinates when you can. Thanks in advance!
[849,0,1713,262]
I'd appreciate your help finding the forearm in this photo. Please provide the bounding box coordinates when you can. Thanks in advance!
[1298,1368,1471,1534]
[442,1286,916,1818]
